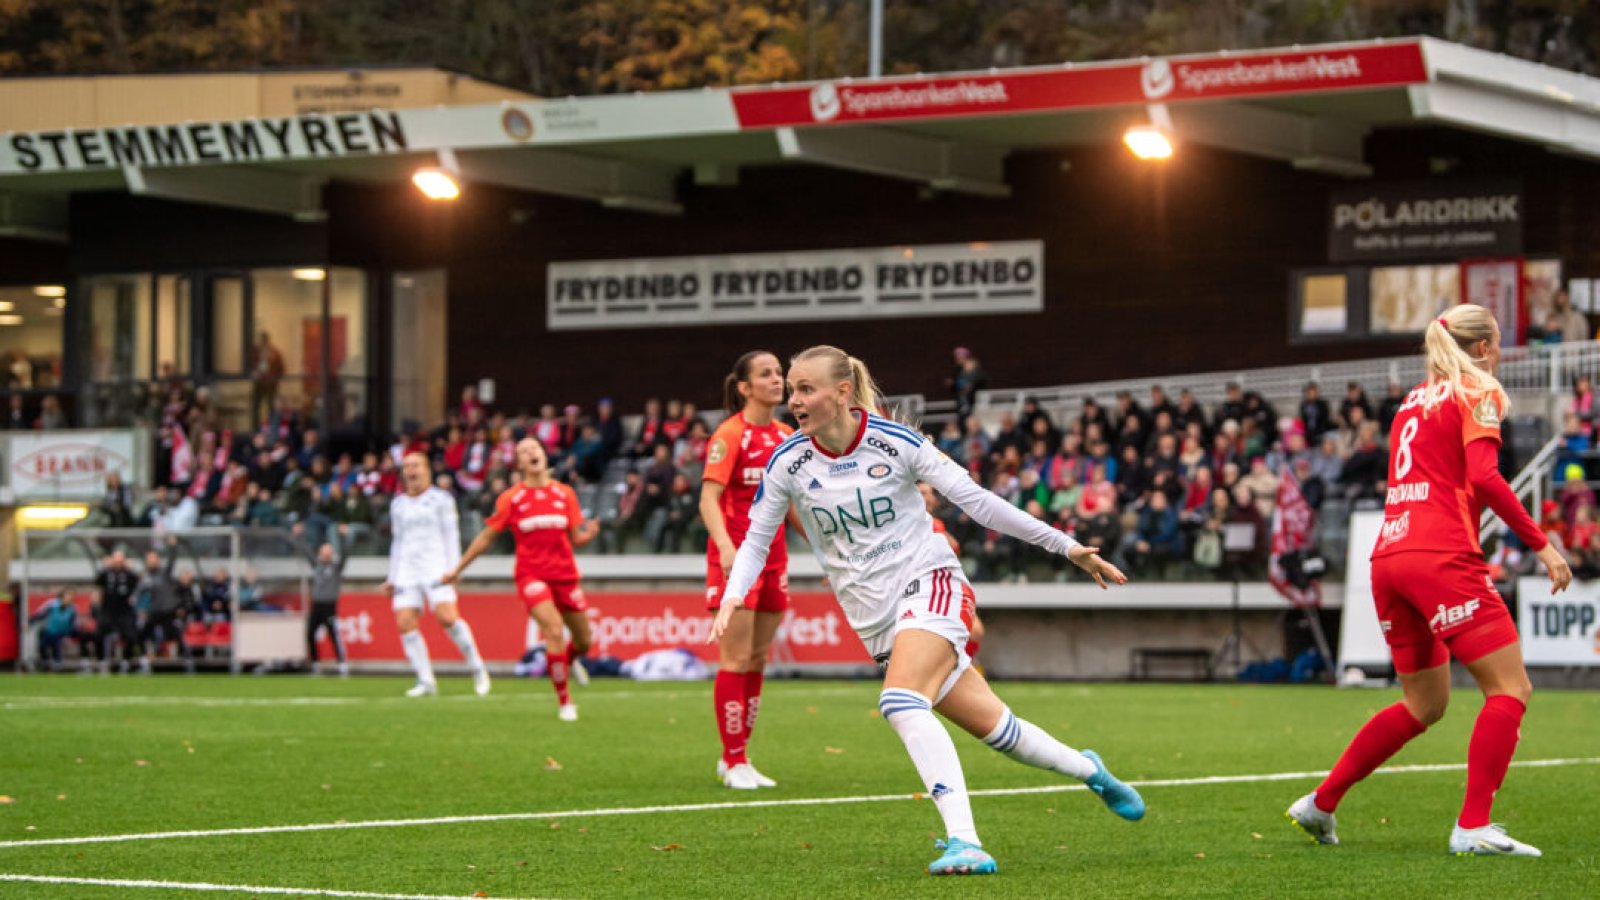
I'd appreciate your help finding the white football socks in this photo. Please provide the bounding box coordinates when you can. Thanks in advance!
[879,688,979,845]
[401,629,436,685]
[981,706,1095,780]
[446,620,485,672]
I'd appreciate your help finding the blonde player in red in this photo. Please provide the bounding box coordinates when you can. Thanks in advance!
[445,437,600,722]
[1287,304,1572,856]
[702,350,793,790]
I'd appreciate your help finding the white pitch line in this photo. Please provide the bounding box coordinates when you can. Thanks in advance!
[2,756,1594,851]
[0,873,547,899]
[0,687,867,712]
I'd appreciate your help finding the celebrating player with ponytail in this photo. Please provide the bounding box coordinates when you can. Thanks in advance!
[702,350,793,790]
[1287,303,1572,856]
[710,345,1142,876]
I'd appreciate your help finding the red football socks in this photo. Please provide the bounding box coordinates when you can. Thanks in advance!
[1315,701,1426,812]
[743,669,765,735]
[715,670,747,766]
[1459,695,1526,829]
[548,652,571,706]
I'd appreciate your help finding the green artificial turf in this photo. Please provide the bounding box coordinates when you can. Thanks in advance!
[0,676,1594,898]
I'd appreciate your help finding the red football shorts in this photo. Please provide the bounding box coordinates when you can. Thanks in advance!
[518,576,587,613]
[1370,551,1520,673]
[705,562,790,613]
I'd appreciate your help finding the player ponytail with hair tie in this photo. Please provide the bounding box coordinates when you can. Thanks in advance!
[1423,305,1508,416]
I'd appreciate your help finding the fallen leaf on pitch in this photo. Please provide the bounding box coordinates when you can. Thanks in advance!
[134,760,149,767]
[516,860,528,867]
[55,794,66,801]
[473,892,487,898]
[320,784,331,791]
[25,826,36,831]
[544,757,563,771]
[799,843,813,850]
[824,746,845,754]
[578,828,588,834]
[1251,832,1263,840]
[806,706,817,714]
[0,796,13,804]
[1193,852,1206,859]
[549,822,561,830]
[652,843,684,852]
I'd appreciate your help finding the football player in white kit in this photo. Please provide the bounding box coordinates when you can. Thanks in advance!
[383,452,491,697]
[710,346,1145,876]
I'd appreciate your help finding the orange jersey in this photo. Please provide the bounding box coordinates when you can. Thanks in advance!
[1372,380,1503,560]
[486,481,584,583]
[704,412,792,570]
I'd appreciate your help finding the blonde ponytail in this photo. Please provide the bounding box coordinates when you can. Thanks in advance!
[1424,304,1509,415]
[792,344,888,416]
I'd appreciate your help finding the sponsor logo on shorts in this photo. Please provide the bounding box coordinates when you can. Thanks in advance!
[1379,619,1393,633]
[868,463,892,479]
[1377,510,1410,548]
[903,579,920,597]
[1429,598,1481,632]
[900,608,916,620]
[521,579,548,598]
[1385,482,1429,504]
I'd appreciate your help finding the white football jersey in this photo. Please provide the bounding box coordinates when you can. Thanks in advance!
[724,412,1077,639]
[387,487,462,587]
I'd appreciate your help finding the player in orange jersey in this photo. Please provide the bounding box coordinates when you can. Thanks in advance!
[445,437,600,721]
[1287,304,1572,856]
[702,350,794,790]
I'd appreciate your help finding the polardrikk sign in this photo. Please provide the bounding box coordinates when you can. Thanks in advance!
[546,241,1044,330]
[1328,179,1523,262]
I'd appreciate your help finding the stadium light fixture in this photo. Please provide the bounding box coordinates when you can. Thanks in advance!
[18,504,89,529]
[0,314,21,325]
[292,268,327,281]
[1123,126,1174,160]
[412,167,461,200]
[33,285,66,298]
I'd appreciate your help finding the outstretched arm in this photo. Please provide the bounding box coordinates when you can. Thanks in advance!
[441,523,501,586]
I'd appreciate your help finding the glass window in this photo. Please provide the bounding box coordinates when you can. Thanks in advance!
[155,275,192,378]
[84,275,152,383]
[0,284,68,389]
[250,267,369,428]
[211,275,246,374]
[391,270,447,433]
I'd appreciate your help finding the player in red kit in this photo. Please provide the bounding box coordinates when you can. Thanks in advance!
[702,350,794,790]
[1287,304,1572,856]
[445,437,600,722]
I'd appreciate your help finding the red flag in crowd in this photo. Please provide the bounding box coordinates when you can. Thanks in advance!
[170,422,193,485]
[1268,465,1321,606]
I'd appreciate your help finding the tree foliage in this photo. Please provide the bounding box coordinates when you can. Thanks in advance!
[1,1,1597,93]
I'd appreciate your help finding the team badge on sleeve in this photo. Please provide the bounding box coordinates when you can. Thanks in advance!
[1473,397,1501,428]
[708,439,727,464]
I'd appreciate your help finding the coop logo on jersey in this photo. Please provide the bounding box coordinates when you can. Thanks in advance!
[786,448,814,475]
[1429,598,1481,632]
[1377,510,1410,548]
[707,439,727,465]
[865,436,899,457]
[810,83,842,122]
[868,463,892,479]
[1141,59,1175,99]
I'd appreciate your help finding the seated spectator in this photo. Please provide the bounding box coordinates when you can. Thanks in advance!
[1339,381,1374,428]
[1192,487,1234,572]
[1223,483,1270,577]
[1299,382,1332,442]
[631,398,667,458]
[100,471,135,527]
[565,423,607,484]
[656,472,701,553]
[1377,382,1405,435]
[1539,498,1568,550]
[37,393,68,429]
[201,568,230,620]
[1240,456,1280,518]
[1338,421,1386,503]
[594,397,625,469]
[1569,503,1600,579]
[29,589,78,671]
[1116,490,1181,575]
[672,418,710,482]
[936,420,965,462]
[1560,468,1597,527]
[1072,464,1120,550]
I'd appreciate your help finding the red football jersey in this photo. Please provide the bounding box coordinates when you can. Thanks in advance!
[1372,380,1503,560]
[704,412,791,571]
[485,481,584,582]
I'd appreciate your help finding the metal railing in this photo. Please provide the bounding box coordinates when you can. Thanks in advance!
[916,341,1600,428]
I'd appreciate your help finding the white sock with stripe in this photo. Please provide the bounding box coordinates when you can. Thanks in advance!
[981,705,1095,780]
[445,620,485,672]
[400,629,436,686]
[879,688,979,845]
